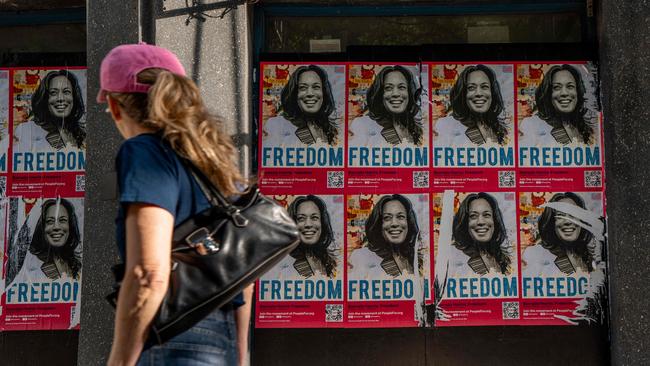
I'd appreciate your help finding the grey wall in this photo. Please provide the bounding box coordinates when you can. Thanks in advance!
[600,1,650,365]
[155,0,253,176]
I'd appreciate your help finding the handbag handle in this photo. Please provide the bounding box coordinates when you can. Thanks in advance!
[182,159,250,228]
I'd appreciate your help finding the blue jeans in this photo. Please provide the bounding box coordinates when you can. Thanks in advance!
[137,309,238,366]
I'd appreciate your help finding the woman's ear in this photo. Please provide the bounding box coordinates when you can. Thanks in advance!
[106,95,122,122]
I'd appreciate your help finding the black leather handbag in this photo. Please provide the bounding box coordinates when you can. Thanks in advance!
[108,164,299,344]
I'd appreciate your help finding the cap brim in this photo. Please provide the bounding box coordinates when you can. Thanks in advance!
[96,89,107,103]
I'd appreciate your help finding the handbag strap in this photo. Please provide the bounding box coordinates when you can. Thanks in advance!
[181,159,250,227]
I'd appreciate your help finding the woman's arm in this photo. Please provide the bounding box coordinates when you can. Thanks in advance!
[235,284,254,366]
[108,204,174,366]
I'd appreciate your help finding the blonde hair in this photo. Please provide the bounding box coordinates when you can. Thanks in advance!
[108,68,247,196]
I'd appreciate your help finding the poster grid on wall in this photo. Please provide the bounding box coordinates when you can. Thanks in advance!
[255,61,607,328]
[0,67,86,331]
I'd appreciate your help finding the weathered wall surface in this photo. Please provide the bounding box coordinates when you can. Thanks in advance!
[600,1,650,365]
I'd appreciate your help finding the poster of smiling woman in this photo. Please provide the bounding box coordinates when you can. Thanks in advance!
[10,68,86,196]
[348,64,429,167]
[346,63,430,192]
[429,63,515,191]
[432,190,518,326]
[256,195,344,328]
[519,191,606,325]
[346,193,430,327]
[0,70,8,173]
[258,63,346,193]
[2,197,83,330]
[256,194,344,328]
[517,63,602,169]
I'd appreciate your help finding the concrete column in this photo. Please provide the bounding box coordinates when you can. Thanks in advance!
[600,1,650,365]
[155,1,253,175]
[78,1,140,365]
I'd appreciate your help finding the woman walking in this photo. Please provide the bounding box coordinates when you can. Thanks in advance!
[98,43,250,365]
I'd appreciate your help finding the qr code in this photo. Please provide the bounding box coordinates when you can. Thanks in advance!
[502,301,520,320]
[498,171,516,188]
[413,171,429,188]
[325,304,343,322]
[327,171,344,189]
[584,170,602,188]
[75,175,85,192]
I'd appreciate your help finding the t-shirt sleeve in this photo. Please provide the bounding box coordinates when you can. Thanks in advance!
[116,138,179,216]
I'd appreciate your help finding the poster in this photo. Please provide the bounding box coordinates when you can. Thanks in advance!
[346,193,430,327]
[259,63,346,194]
[255,61,607,328]
[518,191,606,325]
[256,194,345,327]
[516,63,603,191]
[432,191,518,325]
[3,197,83,330]
[0,66,86,331]
[347,63,430,193]
[430,63,515,191]
[0,70,9,174]
[10,68,87,197]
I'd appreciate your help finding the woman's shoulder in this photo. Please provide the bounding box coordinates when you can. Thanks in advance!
[265,115,284,124]
[519,114,545,129]
[14,119,37,132]
[116,133,181,177]
[118,133,171,158]
[444,243,475,277]
[264,115,294,131]
[434,115,462,132]
[349,115,379,132]
[522,243,564,277]
[434,115,467,146]
[522,244,555,264]
[349,246,381,266]
[519,115,554,143]
[348,246,384,278]
[263,115,302,147]
[348,115,383,145]
[447,243,470,263]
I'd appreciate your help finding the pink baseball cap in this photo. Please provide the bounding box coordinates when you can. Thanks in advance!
[97,42,186,103]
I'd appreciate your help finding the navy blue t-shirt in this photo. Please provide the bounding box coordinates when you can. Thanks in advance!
[115,133,243,306]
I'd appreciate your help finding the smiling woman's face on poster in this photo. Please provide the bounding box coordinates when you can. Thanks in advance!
[47,75,74,119]
[381,199,408,245]
[296,200,322,246]
[44,204,70,248]
[296,70,324,115]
